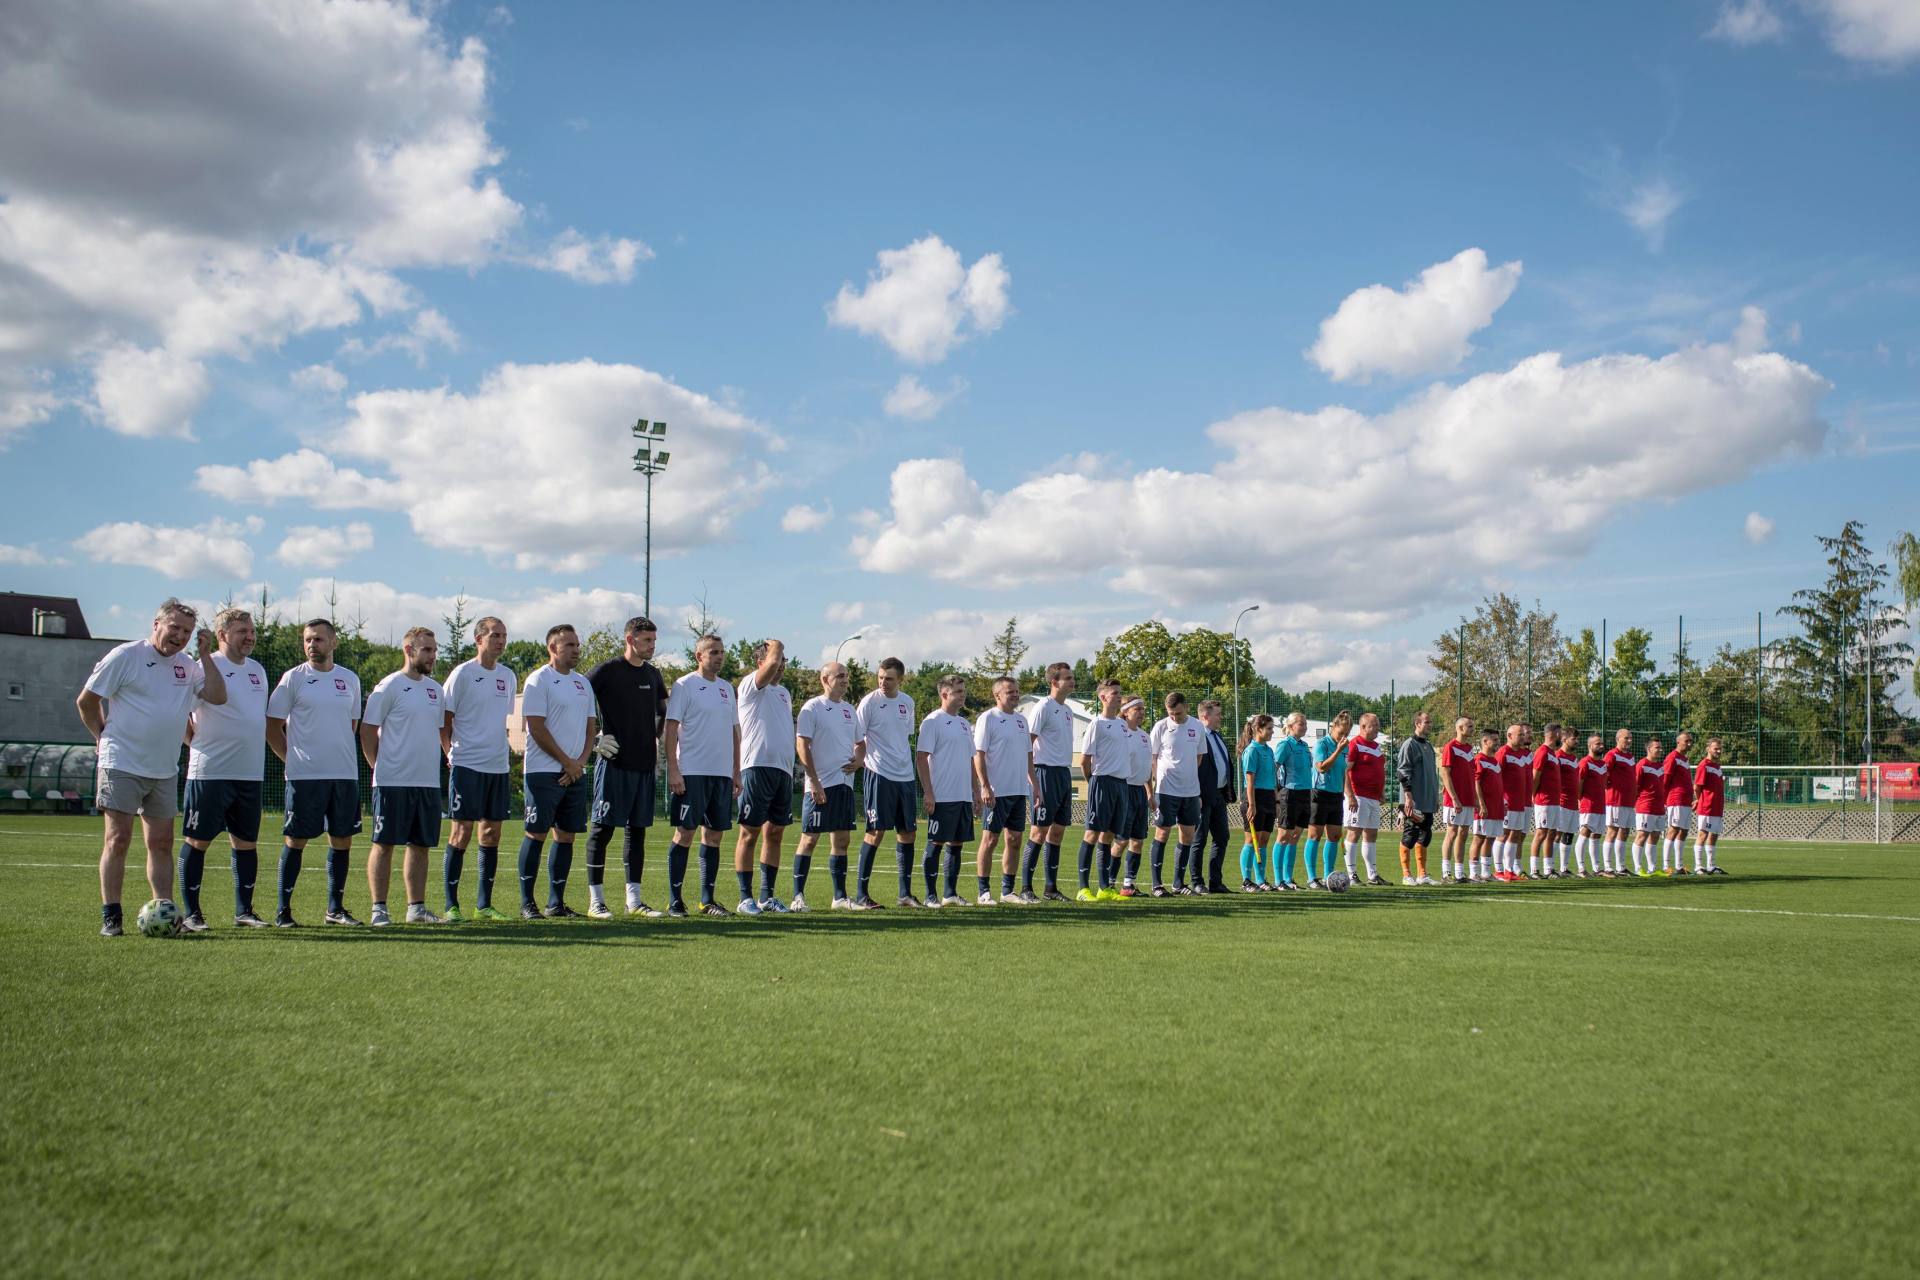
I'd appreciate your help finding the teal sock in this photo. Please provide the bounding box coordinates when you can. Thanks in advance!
[1281,841,1297,882]
[1254,846,1269,883]
[1304,838,1320,880]
[1239,846,1254,882]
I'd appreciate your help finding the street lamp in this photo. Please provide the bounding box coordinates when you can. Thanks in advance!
[631,419,671,619]
[834,628,868,664]
[1232,604,1261,729]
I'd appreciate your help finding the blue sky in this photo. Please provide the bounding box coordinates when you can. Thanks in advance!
[1,0,1915,702]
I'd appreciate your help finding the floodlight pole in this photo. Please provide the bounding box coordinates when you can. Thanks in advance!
[631,420,671,620]
[1232,604,1260,729]
[835,629,867,664]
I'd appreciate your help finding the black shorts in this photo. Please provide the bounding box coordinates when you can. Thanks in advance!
[1086,775,1129,835]
[1154,792,1200,830]
[1400,809,1435,849]
[371,785,443,849]
[1033,764,1073,828]
[283,778,361,840]
[591,761,654,829]
[1310,789,1343,827]
[801,783,856,834]
[984,794,1028,834]
[1283,789,1313,830]
[448,766,509,824]
[738,766,793,828]
[1121,786,1150,841]
[524,772,590,836]
[670,773,733,833]
[863,774,918,834]
[927,800,975,845]
[183,779,262,843]
[1249,788,1277,834]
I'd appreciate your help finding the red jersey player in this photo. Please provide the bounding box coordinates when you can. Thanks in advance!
[1693,736,1728,875]
[1602,728,1636,870]
[1529,723,1563,877]
[1495,724,1533,881]
[1472,728,1506,882]
[1440,717,1479,883]
[1661,730,1696,874]
[1574,733,1608,876]
[1631,736,1666,876]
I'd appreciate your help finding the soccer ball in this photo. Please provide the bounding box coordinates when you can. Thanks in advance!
[1325,871,1352,894]
[136,898,182,937]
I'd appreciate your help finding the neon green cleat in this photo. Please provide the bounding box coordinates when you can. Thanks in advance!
[1075,888,1098,902]
[474,905,509,921]
[443,905,465,923]
[1098,888,1123,902]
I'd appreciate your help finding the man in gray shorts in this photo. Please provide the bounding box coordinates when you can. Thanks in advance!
[75,598,228,936]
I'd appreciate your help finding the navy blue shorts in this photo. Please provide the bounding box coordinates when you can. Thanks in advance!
[371,785,442,849]
[984,794,1028,834]
[1154,792,1200,830]
[863,774,918,834]
[1086,776,1129,835]
[524,771,590,836]
[1122,785,1150,841]
[738,766,793,828]
[1033,764,1073,829]
[591,761,655,829]
[1311,789,1344,827]
[670,774,733,833]
[448,766,509,824]
[926,800,975,845]
[1283,789,1314,830]
[283,778,361,841]
[183,779,263,844]
[801,783,856,834]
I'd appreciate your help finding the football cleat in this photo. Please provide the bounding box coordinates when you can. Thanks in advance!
[625,900,663,918]
[1042,887,1071,902]
[761,897,789,914]
[736,898,763,916]
[830,896,855,910]
[442,905,466,923]
[851,896,884,910]
[179,912,209,933]
[1240,880,1258,893]
[274,910,299,928]
[234,910,269,928]
[1150,885,1171,898]
[474,905,510,921]
[587,900,613,919]
[405,905,444,924]
[788,894,809,913]
[544,903,583,919]
[1119,885,1140,898]
[520,903,544,920]
[100,918,123,937]
[324,908,365,927]
[978,891,996,906]
[369,904,392,927]
[897,894,923,910]
[1075,888,1098,902]
[1098,888,1124,902]
[1366,876,1389,887]
[666,901,689,918]
[700,901,731,917]
[942,895,967,907]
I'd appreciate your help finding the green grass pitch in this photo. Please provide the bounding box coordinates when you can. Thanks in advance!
[2,815,1916,1278]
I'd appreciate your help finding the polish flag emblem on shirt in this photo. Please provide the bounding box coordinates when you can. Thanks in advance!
[172,665,187,679]
[334,678,347,691]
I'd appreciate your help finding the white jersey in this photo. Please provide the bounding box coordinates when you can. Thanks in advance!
[665,672,736,778]
[973,707,1032,797]
[1083,715,1132,779]
[521,664,597,775]
[796,695,860,789]
[267,662,362,781]
[1148,715,1204,797]
[85,639,206,778]
[917,709,975,804]
[737,674,795,774]
[1030,696,1077,768]
[442,658,516,773]
[855,689,916,781]
[363,672,446,789]
[187,655,268,781]
[1126,726,1153,786]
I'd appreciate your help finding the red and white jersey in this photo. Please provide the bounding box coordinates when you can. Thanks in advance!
[1602,748,1635,807]
[1347,734,1387,801]
[1496,744,1531,812]
[1662,750,1695,808]
[1442,738,1478,807]
[1531,744,1561,807]
[1633,757,1666,814]
[1474,751,1507,820]
[1554,748,1580,804]
[1576,753,1607,812]
[1694,759,1725,817]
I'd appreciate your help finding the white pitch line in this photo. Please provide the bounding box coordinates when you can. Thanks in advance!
[3,862,98,869]
[1476,895,1920,924]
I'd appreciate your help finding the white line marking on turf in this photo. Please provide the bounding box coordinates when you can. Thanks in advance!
[4,862,98,869]
[1477,895,1920,924]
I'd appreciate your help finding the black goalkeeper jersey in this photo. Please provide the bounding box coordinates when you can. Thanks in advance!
[587,658,668,773]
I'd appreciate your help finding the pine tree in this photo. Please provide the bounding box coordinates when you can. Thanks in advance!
[972,617,1029,678]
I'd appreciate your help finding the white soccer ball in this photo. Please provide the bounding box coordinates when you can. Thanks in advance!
[137,898,182,937]
[1325,871,1352,894]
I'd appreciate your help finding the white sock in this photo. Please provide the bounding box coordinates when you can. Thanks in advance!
[589,883,606,908]
[1705,844,1717,871]
[1692,841,1704,871]
[1478,854,1490,878]
[1441,856,1452,879]
[626,880,643,907]
[1361,839,1377,878]
[1343,838,1356,875]
[1556,842,1568,872]
[1630,842,1643,874]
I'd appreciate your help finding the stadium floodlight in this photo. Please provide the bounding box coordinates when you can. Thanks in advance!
[1232,604,1261,728]
[835,628,868,664]
[631,419,671,617]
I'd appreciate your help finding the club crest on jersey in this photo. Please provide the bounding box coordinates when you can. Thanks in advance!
[249,672,263,686]
[172,664,187,679]
[572,679,585,691]
[426,688,439,702]
[496,678,508,693]
[334,678,348,692]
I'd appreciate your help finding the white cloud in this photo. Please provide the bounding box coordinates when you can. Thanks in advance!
[75,518,257,580]
[1621,177,1688,251]
[89,344,211,439]
[781,503,833,533]
[1732,304,1771,355]
[276,522,375,570]
[0,543,48,565]
[853,312,1830,608]
[1307,248,1523,382]
[526,229,653,284]
[0,1,641,436]
[205,360,780,572]
[1808,0,1920,66]
[823,601,867,626]
[827,235,1011,364]
[1745,511,1777,544]
[290,363,348,396]
[882,373,967,420]
[338,308,460,367]
[1707,1,1786,44]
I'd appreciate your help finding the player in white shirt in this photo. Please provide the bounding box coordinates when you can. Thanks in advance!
[663,634,741,917]
[855,656,921,908]
[1075,678,1131,902]
[914,674,980,907]
[1147,692,1205,898]
[793,662,868,909]
[1023,662,1078,901]
[734,639,796,915]
[1116,699,1154,895]
[972,676,1036,904]
[266,618,363,928]
[181,606,269,930]
[518,624,601,919]
[440,615,517,921]
[360,627,447,926]
[75,597,228,936]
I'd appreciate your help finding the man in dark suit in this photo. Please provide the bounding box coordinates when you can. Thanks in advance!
[1192,699,1235,894]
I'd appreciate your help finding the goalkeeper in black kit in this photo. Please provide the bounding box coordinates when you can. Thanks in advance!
[585,616,670,917]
